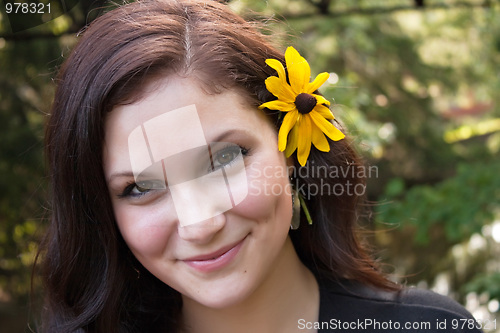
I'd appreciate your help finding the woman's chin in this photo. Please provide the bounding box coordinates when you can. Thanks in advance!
[182,280,256,310]
[185,292,247,310]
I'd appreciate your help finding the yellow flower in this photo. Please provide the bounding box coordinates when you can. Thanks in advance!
[259,46,345,166]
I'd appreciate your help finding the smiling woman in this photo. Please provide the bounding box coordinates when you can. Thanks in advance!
[39,0,482,332]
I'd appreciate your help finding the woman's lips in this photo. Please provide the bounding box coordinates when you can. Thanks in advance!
[182,237,246,273]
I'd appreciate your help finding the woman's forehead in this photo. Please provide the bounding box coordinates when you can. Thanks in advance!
[105,77,261,141]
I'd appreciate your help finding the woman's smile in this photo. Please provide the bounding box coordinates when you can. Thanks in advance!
[181,235,247,273]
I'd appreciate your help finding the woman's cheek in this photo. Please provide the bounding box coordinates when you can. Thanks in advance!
[115,204,174,258]
[235,162,292,221]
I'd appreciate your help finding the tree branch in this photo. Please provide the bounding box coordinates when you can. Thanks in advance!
[305,0,332,15]
[0,0,495,41]
[280,0,494,19]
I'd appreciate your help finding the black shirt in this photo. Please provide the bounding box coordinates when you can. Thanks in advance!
[312,279,484,332]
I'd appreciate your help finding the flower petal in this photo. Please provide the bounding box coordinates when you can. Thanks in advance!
[314,104,334,120]
[284,123,299,157]
[311,122,330,152]
[264,77,295,102]
[312,94,330,107]
[307,72,329,94]
[266,59,287,82]
[309,112,345,141]
[259,100,296,112]
[285,47,310,94]
[297,115,312,166]
[278,111,298,151]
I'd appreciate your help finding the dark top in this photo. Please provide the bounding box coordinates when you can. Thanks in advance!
[314,279,484,332]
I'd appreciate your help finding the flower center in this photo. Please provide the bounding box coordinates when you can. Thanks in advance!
[295,93,317,114]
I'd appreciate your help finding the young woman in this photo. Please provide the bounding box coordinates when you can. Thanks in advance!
[40,0,482,332]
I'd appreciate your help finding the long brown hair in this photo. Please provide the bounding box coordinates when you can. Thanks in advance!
[41,0,395,331]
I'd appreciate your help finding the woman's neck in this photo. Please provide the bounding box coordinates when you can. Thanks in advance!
[180,237,319,333]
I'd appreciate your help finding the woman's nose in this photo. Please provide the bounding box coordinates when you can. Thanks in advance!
[177,213,226,244]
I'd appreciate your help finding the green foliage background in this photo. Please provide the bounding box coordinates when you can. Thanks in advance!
[1,0,499,331]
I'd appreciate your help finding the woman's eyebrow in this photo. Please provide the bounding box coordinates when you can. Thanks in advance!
[210,128,251,143]
[108,170,164,184]
[107,171,135,184]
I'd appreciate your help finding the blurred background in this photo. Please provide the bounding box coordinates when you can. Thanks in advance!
[0,0,499,331]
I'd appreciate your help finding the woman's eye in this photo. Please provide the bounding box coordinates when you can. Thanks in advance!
[212,145,246,169]
[215,150,237,166]
[131,183,150,194]
[119,180,166,198]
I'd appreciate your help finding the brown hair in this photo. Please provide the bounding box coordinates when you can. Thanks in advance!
[41,0,395,331]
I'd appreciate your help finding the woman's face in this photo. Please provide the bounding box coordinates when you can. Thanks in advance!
[103,77,293,308]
